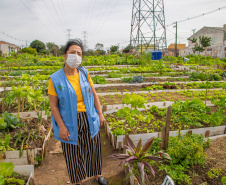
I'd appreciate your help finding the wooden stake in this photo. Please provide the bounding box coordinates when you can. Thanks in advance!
[205,130,210,138]
[162,106,172,150]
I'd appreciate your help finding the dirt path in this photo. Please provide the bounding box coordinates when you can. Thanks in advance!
[34,127,127,185]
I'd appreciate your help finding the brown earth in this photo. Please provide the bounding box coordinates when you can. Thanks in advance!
[99,90,225,105]
[34,126,127,185]
[135,137,226,185]
[105,106,226,136]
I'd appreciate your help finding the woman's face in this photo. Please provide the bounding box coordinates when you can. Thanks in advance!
[64,45,82,60]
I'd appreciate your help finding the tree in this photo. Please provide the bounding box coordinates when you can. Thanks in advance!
[21,47,37,54]
[95,43,104,50]
[188,36,211,55]
[94,49,106,56]
[46,42,55,51]
[30,40,45,52]
[39,49,49,55]
[110,45,119,53]
[83,49,95,56]
[123,44,133,53]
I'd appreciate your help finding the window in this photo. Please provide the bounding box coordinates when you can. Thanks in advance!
[207,48,212,51]
[212,37,216,45]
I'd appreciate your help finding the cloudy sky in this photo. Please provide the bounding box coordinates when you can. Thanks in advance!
[0,0,225,50]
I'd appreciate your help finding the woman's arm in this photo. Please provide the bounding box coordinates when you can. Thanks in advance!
[49,95,70,141]
[91,86,105,126]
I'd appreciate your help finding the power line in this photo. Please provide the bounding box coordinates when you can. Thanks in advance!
[87,0,112,33]
[90,0,120,41]
[32,0,65,35]
[18,0,63,41]
[84,0,98,32]
[144,5,226,35]
[0,30,29,43]
[57,0,69,29]
[60,0,70,28]
[50,0,66,30]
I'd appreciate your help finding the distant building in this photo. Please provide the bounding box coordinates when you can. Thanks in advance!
[0,41,21,55]
[133,44,155,54]
[166,44,186,56]
[179,25,226,58]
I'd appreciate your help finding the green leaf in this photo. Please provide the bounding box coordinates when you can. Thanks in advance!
[221,176,226,184]
[0,119,7,130]
[0,162,14,177]
[6,177,25,185]
[0,175,5,185]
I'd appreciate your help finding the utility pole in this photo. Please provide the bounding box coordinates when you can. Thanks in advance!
[82,31,88,51]
[174,22,177,57]
[66,29,72,41]
[130,0,167,55]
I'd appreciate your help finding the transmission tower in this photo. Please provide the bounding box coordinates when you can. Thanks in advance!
[130,0,167,54]
[66,29,72,40]
[82,31,88,51]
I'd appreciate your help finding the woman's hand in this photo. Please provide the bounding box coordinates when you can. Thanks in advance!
[99,113,105,127]
[59,125,70,141]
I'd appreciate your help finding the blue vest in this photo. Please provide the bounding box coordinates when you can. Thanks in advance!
[50,67,100,145]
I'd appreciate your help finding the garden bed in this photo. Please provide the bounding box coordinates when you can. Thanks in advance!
[103,98,226,149]
[99,89,225,105]
[127,136,226,185]
[0,117,52,165]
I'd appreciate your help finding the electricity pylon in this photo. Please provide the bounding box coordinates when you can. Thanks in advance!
[130,0,167,55]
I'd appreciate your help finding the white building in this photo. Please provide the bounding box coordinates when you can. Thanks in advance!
[0,41,20,55]
[179,25,226,58]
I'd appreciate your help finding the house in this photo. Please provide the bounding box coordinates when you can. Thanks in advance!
[0,41,21,55]
[179,25,226,58]
[166,44,186,56]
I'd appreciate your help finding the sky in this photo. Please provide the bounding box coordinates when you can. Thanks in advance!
[0,0,226,50]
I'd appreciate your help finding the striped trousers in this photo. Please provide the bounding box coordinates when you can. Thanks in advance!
[61,112,102,183]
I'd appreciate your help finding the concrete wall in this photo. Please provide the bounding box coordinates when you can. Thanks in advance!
[180,26,226,58]
[0,43,20,55]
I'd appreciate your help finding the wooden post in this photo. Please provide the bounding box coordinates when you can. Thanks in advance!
[205,130,210,138]
[224,127,226,134]
[161,106,172,150]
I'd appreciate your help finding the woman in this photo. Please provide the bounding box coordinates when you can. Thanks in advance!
[48,39,108,185]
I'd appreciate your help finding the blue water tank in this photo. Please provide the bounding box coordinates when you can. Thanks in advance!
[151,51,162,60]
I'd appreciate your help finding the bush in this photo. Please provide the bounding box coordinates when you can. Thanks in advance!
[21,47,37,55]
[92,75,106,84]
[157,133,209,184]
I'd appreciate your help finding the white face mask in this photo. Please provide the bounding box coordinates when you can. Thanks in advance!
[66,54,82,69]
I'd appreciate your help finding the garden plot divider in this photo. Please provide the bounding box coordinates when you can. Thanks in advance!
[103,104,226,150]
[0,127,52,165]
[102,100,214,113]
[126,134,226,185]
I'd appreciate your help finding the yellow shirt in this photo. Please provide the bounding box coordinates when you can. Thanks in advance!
[48,73,93,112]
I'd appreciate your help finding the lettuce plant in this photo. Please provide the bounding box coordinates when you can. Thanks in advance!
[0,162,25,185]
[109,135,171,185]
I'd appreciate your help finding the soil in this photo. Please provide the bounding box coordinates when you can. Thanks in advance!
[95,83,223,93]
[0,118,52,150]
[99,90,225,105]
[33,128,226,185]
[105,106,226,136]
[106,77,189,84]
[145,137,226,185]
[34,126,127,185]
[7,173,29,185]
[0,102,35,114]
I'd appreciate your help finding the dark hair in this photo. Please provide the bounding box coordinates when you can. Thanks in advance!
[63,38,84,54]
